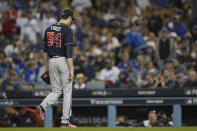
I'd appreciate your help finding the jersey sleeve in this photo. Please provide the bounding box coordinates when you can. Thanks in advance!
[43,30,48,53]
[64,27,73,45]
[64,27,74,58]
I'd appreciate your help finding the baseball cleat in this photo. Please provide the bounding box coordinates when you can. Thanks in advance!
[61,123,77,128]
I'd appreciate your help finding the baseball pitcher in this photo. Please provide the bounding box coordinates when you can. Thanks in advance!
[39,8,75,127]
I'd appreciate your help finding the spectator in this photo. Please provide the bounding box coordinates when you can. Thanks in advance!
[148,9,163,36]
[117,1,127,14]
[73,73,87,90]
[135,55,146,71]
[146,61,158,75]
[4,41,15,56]
[73,46,85,75]
[22,60,40,83]
[1,9,17,41]
[144,41,157,64]
[177,47,192,67]
[163,69,171,84]
[16,11,40,44]
[0,107,18,127]
[98,59,120,87]
[153,0,167,8]
[4,83,15,91]
[1,71,20,91]
[108,50,117,66]
[116,71,128,88]
[127,62,139,85]
[26,83,35,91]
[125,24,146,50]
[91,48,105,72]
[190,42,197,67]
[17,107,43,127]
[116,71,136,88]
[0,106,43,127]
[153,72,168,88]
[136,0,150,9]
[40,10,57,36]
[81,56,95,81]
[0,0,8,12]
[71,0,92,13]
[173,15,187,39]
[0,57,15,79]
[91,33,102,46]
[141,72,155,88]
[71,22,83,50]
[103,6,115,22]
[157,112,171,126]
[108,11,123,36]
[165,70,177,88]
[134,55,147,85]
[163,59,174,70]
[102,32,120,50]
[0,51,6,80]
[175,73,187,88]
[92,11,107,27]
[139,111,164,127]
[156,30,176,70]
[187,70,197,88]
[118,52,131,72]
[126,78,137,88]
[172,58,187,75]
[191,22,197,41]
[116,115,131,127]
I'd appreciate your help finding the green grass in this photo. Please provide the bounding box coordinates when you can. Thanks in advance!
[0,127,197,131]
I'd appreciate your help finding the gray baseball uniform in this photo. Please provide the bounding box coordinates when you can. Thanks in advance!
[40,22,74,124]
[40,57,72,124]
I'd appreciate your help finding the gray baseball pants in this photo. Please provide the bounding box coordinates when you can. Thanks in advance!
[40,57,72,124]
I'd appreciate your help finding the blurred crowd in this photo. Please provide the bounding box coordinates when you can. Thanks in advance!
[0,106,172,127]
[0,0,197,91]
[0,106,44,127]
[116,110,174,127]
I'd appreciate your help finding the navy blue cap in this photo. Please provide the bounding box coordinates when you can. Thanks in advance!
[60,8,75,21]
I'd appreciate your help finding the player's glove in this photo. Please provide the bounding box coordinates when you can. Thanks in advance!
[41,71,50,84]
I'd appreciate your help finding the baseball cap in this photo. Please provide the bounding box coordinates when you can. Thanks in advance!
[170,32,178,38]
[147,41,156,50]
[176,73,185,79]
[60,8,75,21]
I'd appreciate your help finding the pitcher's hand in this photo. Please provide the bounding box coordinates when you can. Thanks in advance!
[68,71,74,81]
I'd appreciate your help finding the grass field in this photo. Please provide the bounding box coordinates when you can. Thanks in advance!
[0,127,197,131]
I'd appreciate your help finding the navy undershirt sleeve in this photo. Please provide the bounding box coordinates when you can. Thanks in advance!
[65,44,73,58]
[64,27,73,58]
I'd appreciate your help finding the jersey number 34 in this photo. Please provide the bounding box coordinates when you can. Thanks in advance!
[47,32,61,47]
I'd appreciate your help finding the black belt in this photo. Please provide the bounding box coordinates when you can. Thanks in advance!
[49,56,64,58]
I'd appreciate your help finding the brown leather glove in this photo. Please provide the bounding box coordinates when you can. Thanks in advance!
[41,71,50,84]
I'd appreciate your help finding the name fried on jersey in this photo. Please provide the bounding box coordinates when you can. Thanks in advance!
[43,23,73,58]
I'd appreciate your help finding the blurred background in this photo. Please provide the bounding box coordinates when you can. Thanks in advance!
[0,0,197,127]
